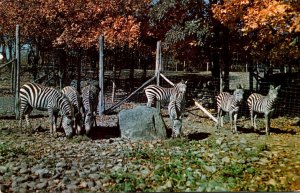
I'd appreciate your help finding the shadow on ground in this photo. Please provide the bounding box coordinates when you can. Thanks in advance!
[87,126,121,140]
[186,132,211,140]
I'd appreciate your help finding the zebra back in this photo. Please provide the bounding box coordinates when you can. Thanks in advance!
[19,82,74,137]
[168,92,185,120]
[81,84,100,114]
[216,86,244,112]
[62,86,81,114]
[20,83,72,115]
[247,85,281,113]
[168,91,185,138]
[144,81,187,106]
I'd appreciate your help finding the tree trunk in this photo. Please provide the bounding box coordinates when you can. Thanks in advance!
[248,55,254,91]
[222,27,230,91]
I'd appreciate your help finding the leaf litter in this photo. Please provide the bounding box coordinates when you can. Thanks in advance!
[0,105,299,192]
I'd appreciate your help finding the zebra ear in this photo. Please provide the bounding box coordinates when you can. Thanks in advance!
[270,85,275,90]
[236,83,242,89]
[275,85,281,91]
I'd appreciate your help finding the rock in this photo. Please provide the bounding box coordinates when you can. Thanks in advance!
[66,184,78,191]
[36,181,48,189]
[19,168,29,174]
[0,166,8,174]
[34,169,49,178]
[56,162,67,168]
[222,156,230,163]
[118,106,167,140]
[87,181,95,188]
[79,181,88,188]
[88,173,100,180]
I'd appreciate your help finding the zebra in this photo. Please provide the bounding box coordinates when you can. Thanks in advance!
[168,92,185,138]
[81,84,100,135]
[215,84,244,133]
[144,81,187,107]
[62,86,83,135]
[19,82,74,138]
[247,85,281,135]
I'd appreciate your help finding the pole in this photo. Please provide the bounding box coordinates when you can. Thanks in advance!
[15,25,20,119]
[194,99,218,123]
[98,35,105,115]
[155,41,161,109]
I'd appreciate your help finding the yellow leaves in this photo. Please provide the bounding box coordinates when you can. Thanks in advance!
[289,16,300,33]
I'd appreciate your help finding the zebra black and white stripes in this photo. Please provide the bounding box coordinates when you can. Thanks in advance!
[62,86,83,135]
[19,82,74,138]
[144,81,187,107]
[168,92,185,138]
[81,84,100,135]
[247,85,281,135]
[215,85,244,133]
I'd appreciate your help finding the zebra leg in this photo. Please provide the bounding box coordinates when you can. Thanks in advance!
[48,111,57,137]
[265,114,270,135]
[229,111,234,133]
[233,112,238,134]
[220,114,224,127]
[253,114,258,131]
[215,108,221,132]
[19,105,33,133]
[146,99,153,107]
[250,109,254,129]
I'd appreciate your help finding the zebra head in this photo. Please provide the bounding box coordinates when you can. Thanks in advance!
[60,96,74,138]
[175,81,187,94]
[62,115,73,138]
[85,113,93,135]
[172,119,182,138]
[233,85,244,104]
[268,85,281,101]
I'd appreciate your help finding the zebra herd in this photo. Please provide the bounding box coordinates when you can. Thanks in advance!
[18,79,281,139]
[19,82,99,138]
[145,81,281,137]
[216,84,281,135]
[144,81,187,138]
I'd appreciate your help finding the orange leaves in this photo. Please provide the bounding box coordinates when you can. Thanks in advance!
[101,15,141,48]
[0,0,150,49]
[212,0,300,61]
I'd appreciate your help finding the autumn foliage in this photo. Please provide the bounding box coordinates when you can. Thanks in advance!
[0,0,299,68]
[0,0,151,49]
[212,0,300,63]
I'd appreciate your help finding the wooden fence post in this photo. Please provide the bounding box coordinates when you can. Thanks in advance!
[15,25,20,120]
[155,41,161,109]
[98,35,105,115]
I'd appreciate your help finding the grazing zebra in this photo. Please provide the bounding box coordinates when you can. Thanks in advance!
[62,86,83,135]
[215,84,244,133]
[144,81,187,107]
[168,92,185,138]
[19,82,74,138]
[247,85,281,135]
[81,84,100,135]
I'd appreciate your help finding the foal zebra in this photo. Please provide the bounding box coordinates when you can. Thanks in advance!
[215,85,244,133]
[62,86,83,135]
[247,85,281,135]
[19,82,74,138]
[81,84,100,135]
[168,92,185,138]
[144,81,187,107]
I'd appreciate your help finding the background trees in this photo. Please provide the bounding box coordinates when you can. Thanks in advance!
[0,0,299,87]
[212,0,300,69]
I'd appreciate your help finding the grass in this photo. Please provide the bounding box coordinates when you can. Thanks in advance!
[0,142,28,162]
[101,137,269,192]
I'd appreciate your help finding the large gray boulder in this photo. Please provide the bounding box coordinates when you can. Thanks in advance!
[118,106,167,141]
